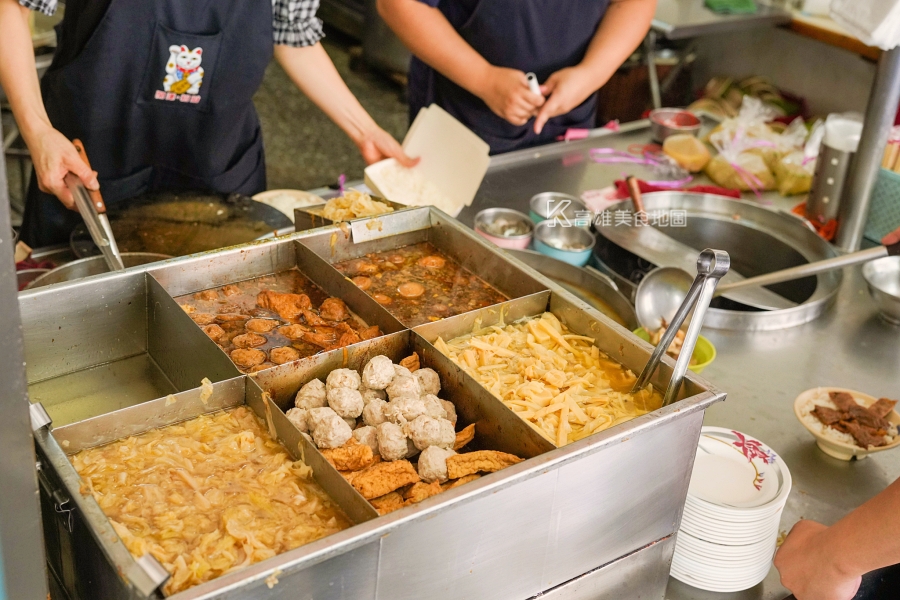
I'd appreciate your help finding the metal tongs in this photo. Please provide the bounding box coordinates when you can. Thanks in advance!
[65,139,124,271]
[631,248,730,406]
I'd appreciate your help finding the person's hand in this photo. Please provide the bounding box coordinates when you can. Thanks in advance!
[534,66,597,135]
[355,125,419,167]
[882,225,900,247]
[774,520,861,600]
[27,125,99,209]
[476,66,544,126]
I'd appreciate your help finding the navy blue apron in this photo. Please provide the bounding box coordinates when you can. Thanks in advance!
[20,0,273,247]
[408,0,610,155]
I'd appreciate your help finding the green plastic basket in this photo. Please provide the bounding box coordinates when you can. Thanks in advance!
[865,168,900,244]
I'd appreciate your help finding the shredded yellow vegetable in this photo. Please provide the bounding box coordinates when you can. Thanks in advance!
[436,313,662,446]
[71,407,349,595]
[321,189,394,221]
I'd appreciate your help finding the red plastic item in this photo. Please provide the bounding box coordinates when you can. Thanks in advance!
[613,179,742,200]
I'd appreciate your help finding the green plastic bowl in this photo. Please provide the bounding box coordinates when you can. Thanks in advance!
[633,328,716,374]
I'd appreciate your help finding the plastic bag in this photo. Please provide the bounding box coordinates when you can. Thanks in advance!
[773,121,824,196]
[705,125,777,193]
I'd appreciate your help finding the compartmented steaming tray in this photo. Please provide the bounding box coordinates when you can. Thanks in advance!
[19,207,726,600]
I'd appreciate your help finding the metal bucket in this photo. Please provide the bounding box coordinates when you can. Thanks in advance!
[506,249,637,330]
[27,252,170,289]
[593,192,841,331]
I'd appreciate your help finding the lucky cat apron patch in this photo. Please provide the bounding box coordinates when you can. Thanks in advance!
[155,45,204,103]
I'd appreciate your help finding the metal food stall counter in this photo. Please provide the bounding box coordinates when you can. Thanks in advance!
[455,121,900,599]
[19,208,725,600]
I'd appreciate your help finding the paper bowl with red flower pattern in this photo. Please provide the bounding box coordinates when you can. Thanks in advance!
[794,387,900,461]
[687,427,791,513]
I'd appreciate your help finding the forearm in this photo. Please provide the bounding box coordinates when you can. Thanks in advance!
[825,477,900,577]
[274,43,377,145]
[0,0,52,144]
[377,0,490,97]
[578,0,656,88]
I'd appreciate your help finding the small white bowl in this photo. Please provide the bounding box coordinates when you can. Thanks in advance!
[794,386,900,461]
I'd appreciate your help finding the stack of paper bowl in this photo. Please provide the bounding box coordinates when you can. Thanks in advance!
[671,426,792,592]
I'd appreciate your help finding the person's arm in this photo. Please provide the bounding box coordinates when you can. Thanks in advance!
[274,43,415,166]
[534,0,656,134]
[0,0,98,207]
[774,477,900,600]
[377,0,544,126]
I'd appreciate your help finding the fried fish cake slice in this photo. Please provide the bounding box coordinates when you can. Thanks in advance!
[446,451,523,480]
[440,473,481,491]
[320,439,375,471]
[191,313,218,325]
[269,346,301,365]
[257,291,312,320]
[351,460,420,499]
[221,284,241,297]
[246,318,279,333]
[403,481,442,504]
[453,423,476,450]
[233,333,267,348]
[231,348,266,368]
[370,491,405,515]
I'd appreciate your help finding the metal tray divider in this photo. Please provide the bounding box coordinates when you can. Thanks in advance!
[243,376,379,524]
[414,291,726,447]
[545,293,717,402]
[146,235,301,298]
[146,275,242,391]
[35,425,169,598]
[250,331,412,407]
[297,208,548,316]
[20,271,149,385]
[291,240,406,335]
[293,199,428,236]
[410,329,556,458]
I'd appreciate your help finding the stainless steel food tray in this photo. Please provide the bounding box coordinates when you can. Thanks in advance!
[19,207,727,600]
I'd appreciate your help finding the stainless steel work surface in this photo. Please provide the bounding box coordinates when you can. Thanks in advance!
[652,0,791,40]
[458,121,793,230]
[667,266,900,599]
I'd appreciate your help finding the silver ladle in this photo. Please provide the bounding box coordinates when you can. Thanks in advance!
[635,241,900,330]
[631,249,730,406]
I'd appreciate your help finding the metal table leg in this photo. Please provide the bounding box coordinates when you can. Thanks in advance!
[646,31,662,110]
[835,47,900,251]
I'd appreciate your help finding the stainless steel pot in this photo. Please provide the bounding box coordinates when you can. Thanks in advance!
[593,192,841,331]
[27,252,170,289]
[506,249,637,329]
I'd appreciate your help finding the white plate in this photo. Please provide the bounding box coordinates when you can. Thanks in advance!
[671,562,770,592]
[675,530,776,559]
[672,553,773,580]
[252,189,325,222]
[674,550,774,571]
[681,510,782,537]
[685,496,787,524]
[681,505,783,532]
[680,517,779,545]
[672,555,772,583]
[688,427,789,509]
